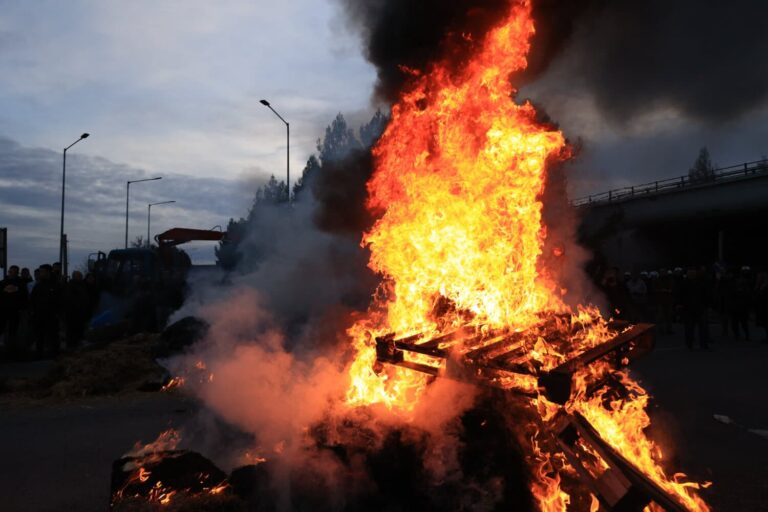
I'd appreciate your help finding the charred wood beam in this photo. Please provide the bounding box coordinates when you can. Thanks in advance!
[463,331,524,361]
[538,324,655,404]
[377,323,655,405]
[555,413,690,512]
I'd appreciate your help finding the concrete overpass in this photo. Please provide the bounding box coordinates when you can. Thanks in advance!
[575,160,768,270]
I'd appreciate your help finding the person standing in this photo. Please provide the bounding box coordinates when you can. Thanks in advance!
[63,271,90,349]
[30,264,61,357]
[754,271,768,344]
[626,272,648,322]
[680,267,710,350]
[655,270,675,334]
[0,265,29,358]
[84,273,101,317]
[730,266,752,340]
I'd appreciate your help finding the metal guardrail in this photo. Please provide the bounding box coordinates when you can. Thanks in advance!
[571,159,768,207]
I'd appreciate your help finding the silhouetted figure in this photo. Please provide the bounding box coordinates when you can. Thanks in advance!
[0,265,29,358]
[30,265,61,357]
[680,268,710,350]
[600,267,628,319]
[84,273,101,316]
[715,269,734,337]
[52,261,62,283]
[729,267,752,340]
[28,268,39,295]
[654,270,675,334]
[64,271,90,349]
[625,272,648,322]
[20,267,32,285]
[755,271,768,344]
[672,267,685,322]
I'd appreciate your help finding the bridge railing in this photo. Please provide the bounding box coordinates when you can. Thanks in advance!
[571,159,768,207]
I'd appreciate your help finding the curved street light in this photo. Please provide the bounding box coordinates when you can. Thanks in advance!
[147,200,175,247]
[60,132,89,278]
[126,177,162,248]
[260,99,290,201]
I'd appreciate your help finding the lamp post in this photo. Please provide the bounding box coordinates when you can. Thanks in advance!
[147,201,175,247]
[126,177,162,248]
[259,99,290,201]
[60,133,89,279]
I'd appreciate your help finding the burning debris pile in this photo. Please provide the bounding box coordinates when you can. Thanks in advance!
[116,1,712,510]
[340,0,710,509]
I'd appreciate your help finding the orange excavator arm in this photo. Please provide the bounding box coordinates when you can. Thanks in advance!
[155,228,226,248]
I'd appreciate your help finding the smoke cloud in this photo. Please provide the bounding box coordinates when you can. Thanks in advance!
[167,285,488,509]
[310,148,378,235]
[340,0,768,124]
[526,0,768,124]
[338,0,510,101]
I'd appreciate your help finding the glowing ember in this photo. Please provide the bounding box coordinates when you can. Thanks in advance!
[343,0,711,510]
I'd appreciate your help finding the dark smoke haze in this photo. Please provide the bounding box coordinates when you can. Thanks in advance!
[338,0,510,101]
[311,148,377,235]
[340,0,768,124]
[549,0,768,123]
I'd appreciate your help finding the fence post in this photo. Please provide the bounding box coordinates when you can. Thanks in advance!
[655,181,658,192]
[608,190,612,202]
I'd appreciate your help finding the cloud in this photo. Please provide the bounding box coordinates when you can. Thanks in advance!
[0,0,377,184]
[0,136,253,269]
[514,0,768,196]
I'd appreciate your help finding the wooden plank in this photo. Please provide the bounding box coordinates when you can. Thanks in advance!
[416,326,473,349]
[394,340,448,358]
[388,360,441,377]
[463,331,524,361]
[549,324,655,376]
[572,412,689,512]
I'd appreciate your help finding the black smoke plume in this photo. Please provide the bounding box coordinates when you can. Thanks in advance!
[561,0,768,123]
[340,0,768,123]
[339,0,510,101]
[311,148,377,235]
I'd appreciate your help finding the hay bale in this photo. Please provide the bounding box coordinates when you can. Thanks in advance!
[35,333,168,398]
[153,316,209,357]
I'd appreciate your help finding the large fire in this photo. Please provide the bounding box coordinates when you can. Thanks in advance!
[344,1,711,511]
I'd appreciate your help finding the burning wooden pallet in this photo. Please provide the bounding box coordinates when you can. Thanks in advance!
[375,319,655,404]
[374,320,692,512]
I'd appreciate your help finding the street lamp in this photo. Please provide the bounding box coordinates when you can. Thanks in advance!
[126,177,162,248]
[60,132,89,279]
[260,99,290,201]
[147,201,175,247]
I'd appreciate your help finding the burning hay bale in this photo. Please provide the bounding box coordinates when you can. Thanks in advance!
[111,429,242,511]
[111,451,239,512]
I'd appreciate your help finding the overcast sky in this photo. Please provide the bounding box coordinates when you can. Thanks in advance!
[0,0,377,268]
[1,0,766,269]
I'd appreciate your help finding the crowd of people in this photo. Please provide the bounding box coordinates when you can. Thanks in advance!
[0,263,100,360]
[599,264,768,350]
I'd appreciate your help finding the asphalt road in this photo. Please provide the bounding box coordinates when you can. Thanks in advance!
[0,325,765,512]
[632,327,768,511]
[0,393,194,512]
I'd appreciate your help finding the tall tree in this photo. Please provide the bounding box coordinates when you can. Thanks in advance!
[359,109,388,148]
[318,113,361,164]
[292,154,321,199]
[215,217,246,271]
[688,146,715,183]
[215,110,391,269]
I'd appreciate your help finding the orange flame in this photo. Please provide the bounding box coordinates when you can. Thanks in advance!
[343,1,710,510]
